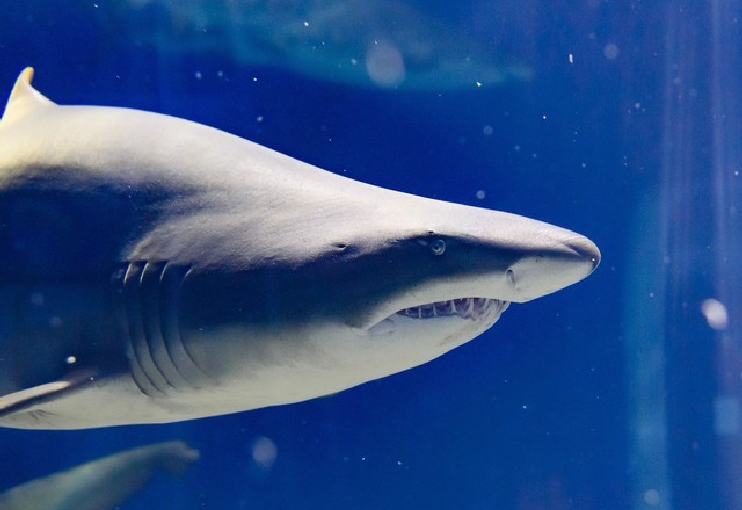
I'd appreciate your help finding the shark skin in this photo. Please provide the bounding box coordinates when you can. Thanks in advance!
[0,442,199,510]
[0,68,600,429]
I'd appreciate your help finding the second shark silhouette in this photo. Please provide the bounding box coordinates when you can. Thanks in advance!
[0,442,199,510]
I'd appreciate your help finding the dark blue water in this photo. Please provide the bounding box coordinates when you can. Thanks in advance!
[1,1,736,509]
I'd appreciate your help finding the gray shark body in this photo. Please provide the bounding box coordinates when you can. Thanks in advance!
[0,442,198,510]
[0,68,599,429]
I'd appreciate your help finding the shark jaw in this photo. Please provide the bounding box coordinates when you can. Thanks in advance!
[0,68,600,429]
[395,298,508,322]
[166,228,598,416]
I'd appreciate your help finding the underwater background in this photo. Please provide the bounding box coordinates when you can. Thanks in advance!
[0,0,740,509]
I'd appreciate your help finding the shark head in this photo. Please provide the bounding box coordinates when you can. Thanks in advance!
[151,175,600,412]
[0,68,599,428]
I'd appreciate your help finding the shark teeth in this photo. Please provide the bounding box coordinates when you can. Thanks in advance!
[396,298,509,321]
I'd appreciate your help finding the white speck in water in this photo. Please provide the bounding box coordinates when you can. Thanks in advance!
[251,436,277,470]
[483,125,493,136]
[365,40,405,87]
[701,298,728,330]
[604,43,620,60]
[194,71,202,80]
[66,356,77,365]
[568,53,574,63]
[476,190,485,200]
[643,489,661,506]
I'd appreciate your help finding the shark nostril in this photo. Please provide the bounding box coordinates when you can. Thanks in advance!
[566,237,601,269]
[506,268,516,287]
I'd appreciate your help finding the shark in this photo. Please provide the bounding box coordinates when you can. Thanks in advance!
[0,68,599,429]
[0,441,199,510]
[118,0,533,90]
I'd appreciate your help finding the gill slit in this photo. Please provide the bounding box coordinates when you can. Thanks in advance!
[116,261,210,397]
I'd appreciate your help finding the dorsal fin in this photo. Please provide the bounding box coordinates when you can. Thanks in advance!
[1,67,55,126]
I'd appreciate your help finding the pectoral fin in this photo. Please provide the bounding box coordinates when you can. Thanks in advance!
[0,369,98,418]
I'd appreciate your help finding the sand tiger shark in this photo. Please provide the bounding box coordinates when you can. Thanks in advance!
[0,441,198,510]
[0,68,599,429]
[119,0,533,90]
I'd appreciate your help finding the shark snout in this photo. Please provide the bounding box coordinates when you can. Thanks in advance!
[504,232,600,303]
[564,234,601,270]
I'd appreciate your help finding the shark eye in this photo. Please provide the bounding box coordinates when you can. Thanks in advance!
[429,239,446,256]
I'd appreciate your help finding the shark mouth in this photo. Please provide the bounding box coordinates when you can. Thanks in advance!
[396,298,509,321]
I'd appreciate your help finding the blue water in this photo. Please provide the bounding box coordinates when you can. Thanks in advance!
[1,1,736,509]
